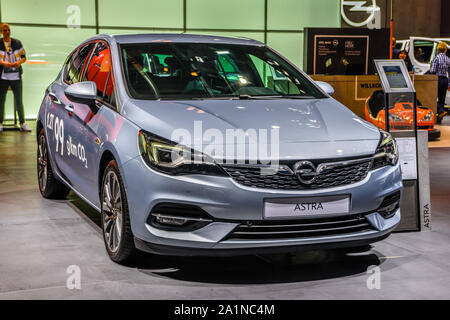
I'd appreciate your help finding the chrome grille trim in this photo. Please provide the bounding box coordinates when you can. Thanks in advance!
[232,223,370,236]
[221,156,375,190]
[226,214,374,240]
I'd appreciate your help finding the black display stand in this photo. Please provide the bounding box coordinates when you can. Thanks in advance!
[374,59,421,231]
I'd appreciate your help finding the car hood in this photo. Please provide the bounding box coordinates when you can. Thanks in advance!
[124,97,381,160]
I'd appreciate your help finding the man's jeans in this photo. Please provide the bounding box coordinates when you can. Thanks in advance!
[437,76,449,114]
[0,79,25,124]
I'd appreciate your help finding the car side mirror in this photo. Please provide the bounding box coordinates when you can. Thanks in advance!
[316,81,335,96]
[64,81,97,105]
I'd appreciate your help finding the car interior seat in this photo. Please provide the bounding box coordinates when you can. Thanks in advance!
[368,90,385,118]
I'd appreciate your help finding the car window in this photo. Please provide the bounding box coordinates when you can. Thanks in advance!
[142,53,174,76]
[83,42,115,107]
[249,54,301,95]
[64,43,94,84]
[120,43,325,100]
[413,40,435,63]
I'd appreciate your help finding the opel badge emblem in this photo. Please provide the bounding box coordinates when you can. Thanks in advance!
[293,161,318,185]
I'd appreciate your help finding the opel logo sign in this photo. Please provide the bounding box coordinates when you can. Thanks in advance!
[341,0,378,27]
[293,161,318,185]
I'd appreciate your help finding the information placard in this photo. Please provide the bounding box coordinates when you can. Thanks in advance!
[395,137,417,180]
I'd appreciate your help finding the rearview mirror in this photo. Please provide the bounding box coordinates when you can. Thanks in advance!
[64,81,97,104]
[316,81,335,96]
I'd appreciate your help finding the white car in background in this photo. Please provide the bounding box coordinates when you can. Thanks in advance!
[397,37,450,106]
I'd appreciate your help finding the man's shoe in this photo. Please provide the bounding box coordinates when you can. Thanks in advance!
[0,123,3,132]
[437,112,447,124]
[20,123,32,132]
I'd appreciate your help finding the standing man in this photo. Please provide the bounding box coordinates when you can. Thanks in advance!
[430,42,450,123]
[392,37,400,59]
[0,23,31,132]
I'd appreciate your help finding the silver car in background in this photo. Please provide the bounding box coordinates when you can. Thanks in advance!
[37,34,402,263]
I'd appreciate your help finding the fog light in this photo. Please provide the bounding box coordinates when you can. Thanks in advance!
[155,216,188,226]
[378,191,401,219]
[148,203,213,231]
[379,203,399,218]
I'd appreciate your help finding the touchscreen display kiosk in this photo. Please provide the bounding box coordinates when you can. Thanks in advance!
[373,60,415,93]
[383,66,408,89]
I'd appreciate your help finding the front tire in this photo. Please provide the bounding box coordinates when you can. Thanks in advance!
[101,160,136,263]
[37,128,70,199]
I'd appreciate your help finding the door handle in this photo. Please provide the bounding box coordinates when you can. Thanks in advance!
[65,104,74,114]
[48,92,61,104]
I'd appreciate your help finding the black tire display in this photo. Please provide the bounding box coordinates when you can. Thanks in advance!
[37,128,71,199]
[101,160,136,263]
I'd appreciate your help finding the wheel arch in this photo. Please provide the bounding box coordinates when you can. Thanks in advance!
[98,149,116,202]
[97,144,131,202]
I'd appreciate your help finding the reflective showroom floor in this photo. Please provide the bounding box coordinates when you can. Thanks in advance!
[0,120,450,300]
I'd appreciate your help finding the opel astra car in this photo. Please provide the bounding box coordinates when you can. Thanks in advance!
[36,34,402,263]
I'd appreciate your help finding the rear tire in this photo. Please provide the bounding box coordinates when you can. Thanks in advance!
[101,160,136,263]
[37,128,70,199]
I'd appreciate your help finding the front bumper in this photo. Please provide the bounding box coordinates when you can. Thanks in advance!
[135,209,400,256]
[121,156,402,256]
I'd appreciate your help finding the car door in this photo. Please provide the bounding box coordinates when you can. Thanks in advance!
[408,37,439,75]
[45,43,94,183]
[62,41,120,205]
[45,82,69,179]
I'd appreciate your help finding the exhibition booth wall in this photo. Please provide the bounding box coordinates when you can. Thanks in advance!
[310,74,439,118]
[0,0,341,120]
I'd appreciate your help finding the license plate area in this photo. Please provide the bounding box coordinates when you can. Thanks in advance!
[264,195,350,219]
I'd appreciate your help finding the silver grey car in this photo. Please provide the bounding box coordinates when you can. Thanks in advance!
[37,33,402,263]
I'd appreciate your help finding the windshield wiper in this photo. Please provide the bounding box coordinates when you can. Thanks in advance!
[279,95,317,99]
[237,94,316,100]
[163,94,318,101]
[189,96,239,100]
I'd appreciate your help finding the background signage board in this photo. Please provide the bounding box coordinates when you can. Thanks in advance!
[313,35,369,75]
[304,28,390,75]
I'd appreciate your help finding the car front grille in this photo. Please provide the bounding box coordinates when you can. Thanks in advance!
[221,158,372,190]
[226,214,374,240]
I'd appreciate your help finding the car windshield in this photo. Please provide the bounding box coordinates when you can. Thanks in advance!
[120,42,326,100]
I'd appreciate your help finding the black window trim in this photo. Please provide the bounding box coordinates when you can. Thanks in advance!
[89,40,119,112]
[62,41,96,86]
[63,39,119,113]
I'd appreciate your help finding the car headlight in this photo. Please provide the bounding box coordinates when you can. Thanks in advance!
[373,130,399,168]
[138,130,227,176]
[420,111,433,122]
[389,113,405,122]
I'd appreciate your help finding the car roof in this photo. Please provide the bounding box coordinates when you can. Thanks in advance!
[91,33,265,46]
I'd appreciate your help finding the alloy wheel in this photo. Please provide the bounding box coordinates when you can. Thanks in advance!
[37,135,48,192]
[102,170,123,253]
